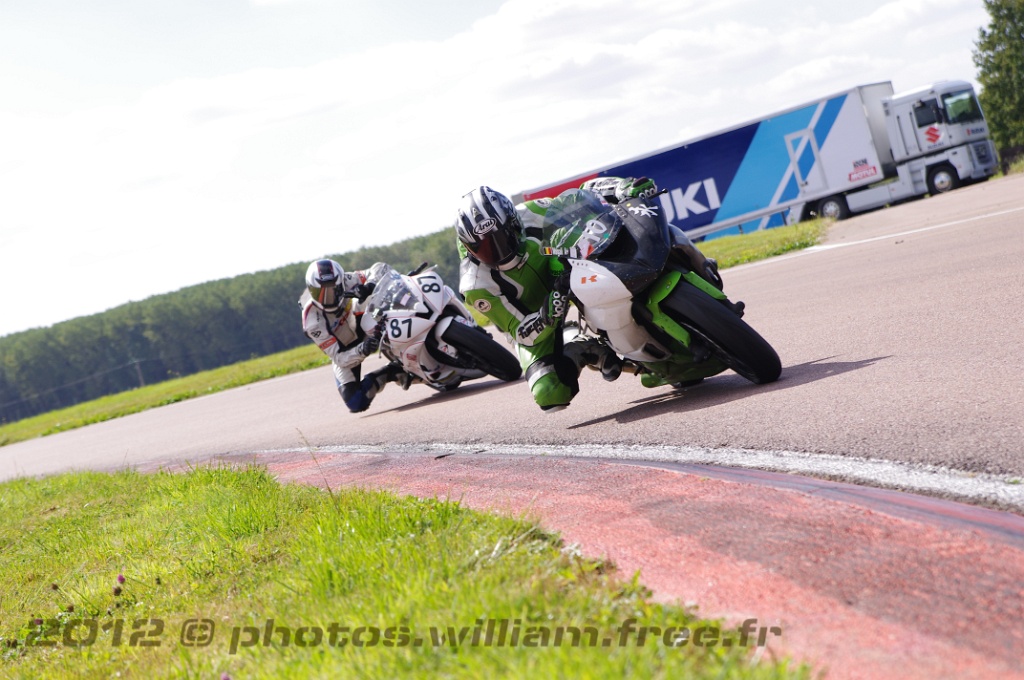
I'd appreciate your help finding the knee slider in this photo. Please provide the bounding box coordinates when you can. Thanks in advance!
[340,381,372,413]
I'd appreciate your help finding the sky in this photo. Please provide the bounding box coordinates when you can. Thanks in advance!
[0,0,989,337]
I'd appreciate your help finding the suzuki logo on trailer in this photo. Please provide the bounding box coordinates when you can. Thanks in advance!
[925,126,942,144]
[660,178,722,222]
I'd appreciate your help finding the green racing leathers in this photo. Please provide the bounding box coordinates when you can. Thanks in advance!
[458,199,592,411]
[457,177,681,411]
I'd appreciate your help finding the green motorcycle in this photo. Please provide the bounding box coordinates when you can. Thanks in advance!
[541,189,781,388]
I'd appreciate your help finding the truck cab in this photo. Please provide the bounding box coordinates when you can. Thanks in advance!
[883,81,997,192]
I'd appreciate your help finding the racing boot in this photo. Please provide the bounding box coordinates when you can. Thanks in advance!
[565,337,623,382]
[395,372,414,390]
[367,361,413,392]
[385,361,417,390]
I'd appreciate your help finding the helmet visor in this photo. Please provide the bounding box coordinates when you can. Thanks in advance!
[319,285,339,309]
[471,227,519,266]
[310,283,343,311]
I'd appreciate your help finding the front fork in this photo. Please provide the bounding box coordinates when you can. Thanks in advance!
[635,269,735,387]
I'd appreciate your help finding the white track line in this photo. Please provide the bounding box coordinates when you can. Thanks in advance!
[257,442,1024,513]
[733,205,1024,269]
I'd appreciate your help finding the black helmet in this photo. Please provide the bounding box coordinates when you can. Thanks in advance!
[305,259,348,313]
[455,186,523,266]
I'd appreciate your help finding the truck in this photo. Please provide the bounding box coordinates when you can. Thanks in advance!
[516,80,998,240]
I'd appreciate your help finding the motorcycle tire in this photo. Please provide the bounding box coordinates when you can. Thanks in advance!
[440,321,523,382]
[660,283,781,385]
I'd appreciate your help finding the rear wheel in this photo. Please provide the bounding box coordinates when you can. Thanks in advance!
[660,284,781,384]
[440,319,522,382]
[817,195,849,220]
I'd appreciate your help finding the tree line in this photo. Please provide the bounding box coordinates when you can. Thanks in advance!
[0,228,461,424]
[974,0,1024,169]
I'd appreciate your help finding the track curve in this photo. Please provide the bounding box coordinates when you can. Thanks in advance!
[3,174,1024,679]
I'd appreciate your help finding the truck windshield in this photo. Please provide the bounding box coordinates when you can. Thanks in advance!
[942,89,984,124]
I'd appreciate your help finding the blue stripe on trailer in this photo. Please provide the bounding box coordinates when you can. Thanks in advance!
[715,93,848,228]
[714,104,817,222]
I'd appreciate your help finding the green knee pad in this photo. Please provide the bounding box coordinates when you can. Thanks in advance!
[531,370,577,410]
[525,352,580,411]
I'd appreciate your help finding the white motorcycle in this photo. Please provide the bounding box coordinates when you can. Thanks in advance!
[359,264,522,391]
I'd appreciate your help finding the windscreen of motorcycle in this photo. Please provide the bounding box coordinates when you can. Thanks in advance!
[540,189,621,261]
[364,269,424,322]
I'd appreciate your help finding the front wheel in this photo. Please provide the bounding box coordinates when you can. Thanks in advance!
[660,284,781,385]
[440,320,523,382]
[927,164,961,195]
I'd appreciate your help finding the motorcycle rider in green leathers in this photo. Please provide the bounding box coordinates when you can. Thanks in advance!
[456,176,722,412]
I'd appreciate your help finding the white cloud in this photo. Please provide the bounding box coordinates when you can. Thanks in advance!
[0,0,988,335]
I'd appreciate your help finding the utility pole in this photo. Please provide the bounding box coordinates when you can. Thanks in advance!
[130,358,145,388]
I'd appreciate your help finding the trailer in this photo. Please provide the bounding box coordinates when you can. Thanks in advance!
[517,80,998,240]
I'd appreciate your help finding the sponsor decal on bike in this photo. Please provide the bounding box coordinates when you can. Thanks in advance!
[544,244,593,259]
[628,204,658,218]
[548,290,567,319]
[554,218,608,260]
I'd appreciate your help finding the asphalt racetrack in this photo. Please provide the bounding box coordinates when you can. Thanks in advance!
[3,173,1024,678]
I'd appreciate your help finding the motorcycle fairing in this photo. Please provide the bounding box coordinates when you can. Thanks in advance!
[364,269,478,388]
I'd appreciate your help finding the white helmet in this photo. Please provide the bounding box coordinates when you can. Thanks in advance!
[305,259,348,313]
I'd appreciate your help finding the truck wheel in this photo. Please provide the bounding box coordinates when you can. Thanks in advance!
[927,165,961,195]
[817,195,849,220]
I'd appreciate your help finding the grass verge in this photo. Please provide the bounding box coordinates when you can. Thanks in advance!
[0,345,329,447]
[699,219,825,268]
[0,467,806,679]
[0,219,826,447]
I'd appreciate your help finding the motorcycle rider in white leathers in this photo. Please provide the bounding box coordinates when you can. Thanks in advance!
[300,259,409,413]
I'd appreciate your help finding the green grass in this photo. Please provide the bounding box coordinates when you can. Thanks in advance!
[697,219,825,268]
[0,345,330,448]
[0,219,826,448]
[0,467,806,679]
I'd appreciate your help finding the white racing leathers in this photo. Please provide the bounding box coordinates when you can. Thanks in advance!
[299,263,395,411]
